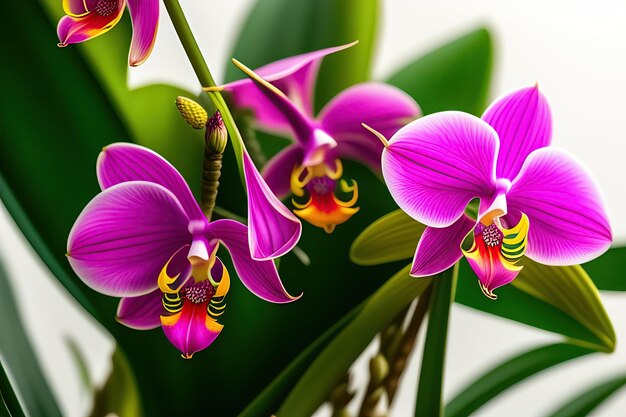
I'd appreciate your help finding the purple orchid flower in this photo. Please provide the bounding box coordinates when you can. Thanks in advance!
[223,43,421,233]
[57,0,158,66]
[379,85,612,299]
[67,143,300,358]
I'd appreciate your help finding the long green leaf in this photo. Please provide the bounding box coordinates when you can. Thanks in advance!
[445,343,595,417]
[387,28,493,116]
[0,357,27,417]
[583,246,626,291]
[350,209,425,265]
[0,256,62,417]
[547,373,626,417]
[225,0,378,109]
[415,264,457,417]
[277,266,432,417]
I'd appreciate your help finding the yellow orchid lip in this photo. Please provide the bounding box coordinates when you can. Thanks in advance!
[290,159,359,233]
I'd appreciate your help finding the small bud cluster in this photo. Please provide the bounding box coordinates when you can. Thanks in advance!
[205,111,228,154]
[175,96,208,129]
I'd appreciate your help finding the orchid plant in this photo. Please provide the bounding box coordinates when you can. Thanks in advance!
[377,85,612,298]
[222,44,421,233]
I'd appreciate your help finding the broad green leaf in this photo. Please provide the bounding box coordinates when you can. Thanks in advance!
[513,260,615,352]
[415,264,457,417]
[583,246,626,291]
[225,0,379,109]
[547,373,626,417]
[278,265,432,417]
[445,343,595,417]
[350,209,425,265]
[0,256,62,417]
[353,211,616,351]
[0,358,27,417]
[240,299,365,417]
[387,28,493,116]
[90,348,142,417]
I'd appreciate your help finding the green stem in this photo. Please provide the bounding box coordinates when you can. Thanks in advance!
[415,263,458,417]
[162,0,247,177]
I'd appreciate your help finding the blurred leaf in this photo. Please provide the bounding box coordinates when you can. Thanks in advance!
[0,357,27,417]
[66,338,93,392]
[415,264,457,417]
[277,265,432,417]
[225,0,379,109]
[0,256,62,417]
[350,209,425,265]
[546,373,626,417]
[513,260,615,352]
[90,347,142,417]
[583,246,626,291]
[445,343,595,417]
[387,28,493,116]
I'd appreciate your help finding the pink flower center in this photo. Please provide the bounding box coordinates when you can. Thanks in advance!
[95,0,118,16]
[481,223,503,247]
[183,281,215,304]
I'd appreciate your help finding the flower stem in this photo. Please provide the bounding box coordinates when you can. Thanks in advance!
[201,148,222,220]
[414,263,458,417]
[162,0,247,176]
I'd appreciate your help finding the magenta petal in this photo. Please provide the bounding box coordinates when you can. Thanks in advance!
[483,85,552,180]
[161,301,222,359]
[57,0,125,46]
[262,144,303,199]
[243,151,302,260]
[319,83,421,171]
[224,43,355,133]
[382,112,498,228]
[116,289,163,330]
[506,148,612,265]
[206,219,301,303]
[127,0,159,66]
[67,182,190,297]
[97,143,205,221]
[411,214,476,277]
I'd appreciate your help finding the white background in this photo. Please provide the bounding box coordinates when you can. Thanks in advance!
[1,0,625,416]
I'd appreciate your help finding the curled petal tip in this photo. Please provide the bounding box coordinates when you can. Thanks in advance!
[57,42,67,48]
[479,280,498,300]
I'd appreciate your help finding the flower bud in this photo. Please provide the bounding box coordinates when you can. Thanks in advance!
[205,111,228,154]
[369,353,389,386]
[175,96,208,129]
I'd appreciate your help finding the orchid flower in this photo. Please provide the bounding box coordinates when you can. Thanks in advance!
[67,143,299,358]
[379,85,612,299]
[223,43,421,233]
[57,0,158,66]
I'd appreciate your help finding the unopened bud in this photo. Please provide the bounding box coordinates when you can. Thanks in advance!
[206,111,228,153]
[176,96,208,129]
[369,353,389,386]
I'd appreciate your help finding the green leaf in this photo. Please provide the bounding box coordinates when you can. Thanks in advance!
[277,265,432,417]
[582,246,626,291]
[0,256,62,417]
[350,209,426,266]
[387,28,493,116]
[0,358,27,417]
[546,373,626,417]
[513,260,615,352]
[445,343,595,417]
[90,347,142,417]
[225,0,379,109]
[416,264,457,417]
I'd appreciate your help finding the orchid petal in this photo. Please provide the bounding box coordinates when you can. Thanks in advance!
[127,0,159,66]
[224,43,355,133]
[411,214,476,277]
[63,0,88,16]
[506,148,612,265]
[57,0,125,46]
[262,144,304,199]
[483,85,552,180]
[206,219,301,303]
[161,301,223,359]
[319,83,421,171]
[382,112,498,228]
[97,143,205,221]
[116,289,163,330]
[243,151,302,260]
[67,182,190,297]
